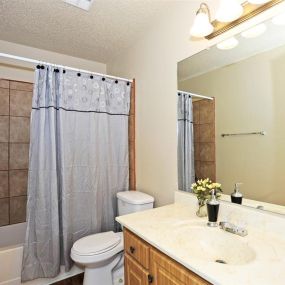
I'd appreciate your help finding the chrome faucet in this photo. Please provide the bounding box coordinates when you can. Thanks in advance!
[219,221,248,237]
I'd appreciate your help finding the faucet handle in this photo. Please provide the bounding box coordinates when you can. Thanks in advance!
[219,221,248,237]
[236,227,248,237]
[219,221,230,229]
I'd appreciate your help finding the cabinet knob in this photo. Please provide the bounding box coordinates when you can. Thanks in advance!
[130,246,136,254]
[148,274,154,283]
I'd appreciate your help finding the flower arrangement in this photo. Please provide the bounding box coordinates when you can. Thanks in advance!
[191,178,222,217]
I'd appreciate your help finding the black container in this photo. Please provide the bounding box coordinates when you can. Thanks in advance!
[231,183,243,205]
[207,203,220,222]
[207,189,220,227]
[231,195,242,205]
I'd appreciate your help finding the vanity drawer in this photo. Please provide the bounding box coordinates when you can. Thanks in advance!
[124,229,150,269]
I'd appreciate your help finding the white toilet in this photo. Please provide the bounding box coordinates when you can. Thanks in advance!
[71,191,154,285]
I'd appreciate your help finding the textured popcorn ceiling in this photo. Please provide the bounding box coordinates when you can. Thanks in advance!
[0,0,174,63]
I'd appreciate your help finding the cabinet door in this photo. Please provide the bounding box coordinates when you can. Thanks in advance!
[125,253,150,285]
[150,248,211,285]
[124,229,150,269]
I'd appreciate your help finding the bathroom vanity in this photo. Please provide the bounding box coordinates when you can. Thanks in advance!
[116,191,285,285]
[124,229,210,285]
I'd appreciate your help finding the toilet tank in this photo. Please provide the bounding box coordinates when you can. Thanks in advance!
[117,191,154,216]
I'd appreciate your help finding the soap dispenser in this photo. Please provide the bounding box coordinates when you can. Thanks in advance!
[207,189,220,227]
[231,183,243,205]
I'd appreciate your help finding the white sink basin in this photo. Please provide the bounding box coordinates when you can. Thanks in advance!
[174,227,256,265]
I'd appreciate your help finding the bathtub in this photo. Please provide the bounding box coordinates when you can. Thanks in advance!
[0,223,83,285]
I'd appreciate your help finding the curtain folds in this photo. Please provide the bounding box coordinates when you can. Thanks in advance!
[21,66,131,281]
[177,92,195,192]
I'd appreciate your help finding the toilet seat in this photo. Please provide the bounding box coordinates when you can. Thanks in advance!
[72,231,121,256]
[71,232,124,265]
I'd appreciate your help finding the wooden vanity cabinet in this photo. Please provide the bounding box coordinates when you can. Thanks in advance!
[124,229,211,285]
[125,253,150,285]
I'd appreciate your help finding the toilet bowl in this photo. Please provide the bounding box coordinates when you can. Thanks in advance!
[71,191,154,285]
[71,231,124,285]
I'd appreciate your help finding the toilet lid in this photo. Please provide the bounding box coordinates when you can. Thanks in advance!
[72,231,121,256]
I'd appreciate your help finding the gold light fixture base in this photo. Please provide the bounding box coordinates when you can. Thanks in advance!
[206,0,285,40]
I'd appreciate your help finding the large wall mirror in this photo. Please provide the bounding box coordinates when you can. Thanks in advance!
[177,14,285,215]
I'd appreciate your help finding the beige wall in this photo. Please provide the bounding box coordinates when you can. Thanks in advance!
[107,1,285,207]
[107,2,215,206]
[0,40,106,83]
[179,46,285,206]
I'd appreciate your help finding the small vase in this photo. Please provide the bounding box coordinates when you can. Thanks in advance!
[196,202,208,218]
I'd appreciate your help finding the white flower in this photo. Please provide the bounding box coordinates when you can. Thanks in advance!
[197,186,206,191]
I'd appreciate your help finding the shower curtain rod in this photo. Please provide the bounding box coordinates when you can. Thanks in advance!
[177,90,213,100]
[0,52,133,83]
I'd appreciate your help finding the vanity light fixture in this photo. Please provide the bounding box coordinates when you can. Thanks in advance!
[216,0,244,23]
[190,0,284,39]
[241,23,267,38]
[63,0,94,11]
[248,0,271,4]
[217,37,239,50]
[190,3,214,38]
[272,12,285,25]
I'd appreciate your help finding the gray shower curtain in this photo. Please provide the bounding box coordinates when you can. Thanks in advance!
[177,92,195,191]
[21,66,131,281]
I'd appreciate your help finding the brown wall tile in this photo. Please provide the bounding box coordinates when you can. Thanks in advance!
[0,116,9,142]
[0,88,9,116]
[129,81,136,190]
[129,168,136,190]
[1,79,33,227]
[200,162,216,182]
[194,143,200,161]
[10,116,30,143]
[193,124,199,143]
[9,143,29,169]
[199,123,215,143]
[195,161,201,179]
[0,80,9,89]
[129,140,135,168]
[9,170,28,197]
[199,100,215,124]
[130,89,135,116]
[200,143,215,162]
[0,198,9,226]
[0,171,9,198]
[10,81,33,92]
[192,101,200,124]
[0,143,8,170]
[10,90,33,117]
[128,115,135,139]
[10,196,27,224]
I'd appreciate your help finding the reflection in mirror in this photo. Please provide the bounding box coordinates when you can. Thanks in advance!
[177,91,215,191]
[177,15,285,214]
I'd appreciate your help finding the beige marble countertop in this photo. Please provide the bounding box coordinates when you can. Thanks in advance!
[116,203,285,285]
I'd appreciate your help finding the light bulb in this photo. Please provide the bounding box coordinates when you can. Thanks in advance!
[241,23,267,38]
[190,13,214,37]
[216,0,243,23]
[217,37,239,50]
[272,12,285,25]
[190,4,214,38]
[248,0,271,4]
